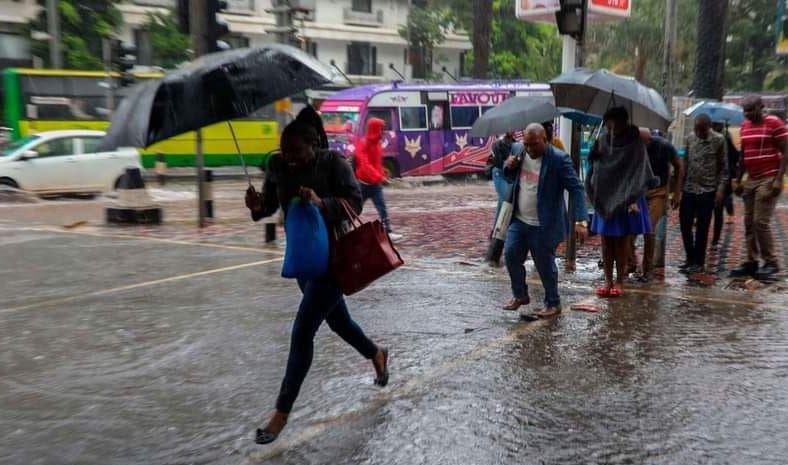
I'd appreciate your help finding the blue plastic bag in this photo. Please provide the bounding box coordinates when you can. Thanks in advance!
[282,199,330,279]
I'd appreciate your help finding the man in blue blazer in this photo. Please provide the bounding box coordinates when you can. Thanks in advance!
[502,123,589,318]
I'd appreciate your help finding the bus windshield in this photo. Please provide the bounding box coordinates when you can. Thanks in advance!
[321,111,359,134]
[1,135,40,157]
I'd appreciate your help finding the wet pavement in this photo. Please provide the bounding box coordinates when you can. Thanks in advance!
[1,181,787,464]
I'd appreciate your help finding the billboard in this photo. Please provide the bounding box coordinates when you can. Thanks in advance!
[516,0,561,23]
[778,0,788,55]
[516,0,631,23]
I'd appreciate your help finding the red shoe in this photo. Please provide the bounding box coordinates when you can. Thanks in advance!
[609,286,623,297]
[596,286,611,297]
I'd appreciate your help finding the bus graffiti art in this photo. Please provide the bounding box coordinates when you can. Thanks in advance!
[320,82,551,177]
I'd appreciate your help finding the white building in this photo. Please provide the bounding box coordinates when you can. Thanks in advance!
[118,0,471,83]
[0,0,38,68]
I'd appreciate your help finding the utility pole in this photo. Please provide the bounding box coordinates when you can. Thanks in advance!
[46,0,62,68]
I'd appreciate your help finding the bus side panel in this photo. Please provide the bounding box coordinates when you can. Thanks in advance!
[440,131,494,175]
[3,69,23,139]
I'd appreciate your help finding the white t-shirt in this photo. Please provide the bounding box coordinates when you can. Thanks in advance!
[516,155,541,226]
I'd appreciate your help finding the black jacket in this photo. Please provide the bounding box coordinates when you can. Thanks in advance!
[252,150,362,226]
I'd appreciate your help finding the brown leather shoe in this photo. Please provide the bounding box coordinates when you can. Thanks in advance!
[502,296,530,311]
[536,306,562,318]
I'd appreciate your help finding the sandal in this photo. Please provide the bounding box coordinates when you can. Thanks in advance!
[609,286,623,298]
[373,348,389,387]
[596,286,611,297]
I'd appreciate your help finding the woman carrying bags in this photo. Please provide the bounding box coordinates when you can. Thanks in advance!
[245,107,389,445]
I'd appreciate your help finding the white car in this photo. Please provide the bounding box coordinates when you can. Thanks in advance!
[0,130,142,195]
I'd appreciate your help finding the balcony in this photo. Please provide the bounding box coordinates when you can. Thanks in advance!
[132,0,254,14]
[342,7,384,27]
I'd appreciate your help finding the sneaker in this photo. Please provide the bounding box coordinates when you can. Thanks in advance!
[729,262,758,278]
[758,262,780,278]
[388,232,403,242]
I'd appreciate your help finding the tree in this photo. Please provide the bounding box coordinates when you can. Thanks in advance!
[398,3,453,79]
[471,0,492,78]
[28,0,122,70]
[144,12,191,69]
[692,0,729,99]
[725,0,788,92]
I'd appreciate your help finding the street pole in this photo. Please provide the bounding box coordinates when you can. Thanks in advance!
[561,34,578,271]
[661,0,677,99]
[102,38,114,116]
[190,0,208,228]
[46,0,62,68]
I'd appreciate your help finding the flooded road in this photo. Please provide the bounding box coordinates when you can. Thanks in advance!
[1,226,786,465]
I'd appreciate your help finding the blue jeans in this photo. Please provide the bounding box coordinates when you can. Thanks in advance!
[492,168,511,227]
[504,219,561,307]
[276,276,378,413]
[361,183,391,233]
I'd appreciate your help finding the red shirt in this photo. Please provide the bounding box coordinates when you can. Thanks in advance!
[354,118,387,185]
[740,115,788,179]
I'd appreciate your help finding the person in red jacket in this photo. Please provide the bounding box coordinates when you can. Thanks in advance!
[355,117,402,240]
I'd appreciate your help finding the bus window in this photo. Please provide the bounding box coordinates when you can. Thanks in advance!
[400,106,427,131]
[365,109,393,130]
[450,106,480,129]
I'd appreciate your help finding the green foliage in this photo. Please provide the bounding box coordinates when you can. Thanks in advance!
[29,0,122,70]
[725,0,788,92]
[144,12,191,69]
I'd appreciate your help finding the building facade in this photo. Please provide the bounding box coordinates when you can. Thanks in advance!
[119,0,471,82]
[0,0,38,68]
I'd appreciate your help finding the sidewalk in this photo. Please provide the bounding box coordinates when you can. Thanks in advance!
[144,166,452,187]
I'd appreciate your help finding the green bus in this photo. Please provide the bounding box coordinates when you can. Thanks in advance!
[2,68,279,168]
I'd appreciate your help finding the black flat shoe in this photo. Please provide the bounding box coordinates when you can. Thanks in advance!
[374,348,389,387]
[255,428,278,445]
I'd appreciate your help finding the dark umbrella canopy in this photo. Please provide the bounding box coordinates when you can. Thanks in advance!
[550,68,672,130]
[469,97,560,138]
[99,44,336,150]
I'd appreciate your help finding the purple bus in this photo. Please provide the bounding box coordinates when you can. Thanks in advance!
[319,81,551,177]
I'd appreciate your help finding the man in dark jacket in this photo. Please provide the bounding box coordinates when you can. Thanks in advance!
[502,124,588,318]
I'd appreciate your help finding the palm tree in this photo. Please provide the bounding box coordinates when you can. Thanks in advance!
[692,0,729,99]
[471,0,492,78]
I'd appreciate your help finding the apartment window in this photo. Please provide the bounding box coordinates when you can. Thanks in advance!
[347,42,377,76]
[352,0,372,13]
[303,39,318,58]
[459,51,469,77]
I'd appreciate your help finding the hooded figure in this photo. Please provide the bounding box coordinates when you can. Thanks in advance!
[355,118,387,185]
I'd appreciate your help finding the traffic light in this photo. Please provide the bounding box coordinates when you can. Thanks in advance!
[207,0,231,52]
[111,39,137,87]
[556,0,586,41]
[177,0,190,34]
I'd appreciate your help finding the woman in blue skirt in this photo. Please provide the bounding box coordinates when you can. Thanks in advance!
[587,107,658,297]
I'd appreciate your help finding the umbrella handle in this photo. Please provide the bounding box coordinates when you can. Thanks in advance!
[227,121,252,187]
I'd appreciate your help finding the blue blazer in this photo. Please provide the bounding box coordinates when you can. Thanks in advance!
[504,145,589,248]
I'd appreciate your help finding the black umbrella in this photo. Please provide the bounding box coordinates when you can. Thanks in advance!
[550,68,672,130]
[470,97,559,138]
[99,45,336,176]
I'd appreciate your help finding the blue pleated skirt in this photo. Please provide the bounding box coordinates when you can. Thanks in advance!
[590,196,652,237]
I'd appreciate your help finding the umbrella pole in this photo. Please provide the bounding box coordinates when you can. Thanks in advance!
[227,121,252,187]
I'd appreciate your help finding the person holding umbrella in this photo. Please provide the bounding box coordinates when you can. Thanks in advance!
[245,113,390,445]
[502,123,588,317]
[587,107,656,297]
[710,121,740,248]
[542,121,566,152]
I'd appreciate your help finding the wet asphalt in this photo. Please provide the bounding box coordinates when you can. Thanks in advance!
[1,224,787,465]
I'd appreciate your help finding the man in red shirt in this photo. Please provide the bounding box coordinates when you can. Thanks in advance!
[729,96,788,278]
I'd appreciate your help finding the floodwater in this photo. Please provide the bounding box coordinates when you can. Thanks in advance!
[1,229,787,464]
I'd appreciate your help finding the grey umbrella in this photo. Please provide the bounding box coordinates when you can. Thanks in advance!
[550,68,672,130]
[99,44,336,151]
[470,96,559,138]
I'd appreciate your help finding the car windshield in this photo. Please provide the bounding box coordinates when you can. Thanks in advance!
[321,111,359,134]
[1,135,41,157]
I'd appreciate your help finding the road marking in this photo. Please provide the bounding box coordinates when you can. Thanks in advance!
[0,258,282,314]
[16,225,282,255]
[240,318,548,463]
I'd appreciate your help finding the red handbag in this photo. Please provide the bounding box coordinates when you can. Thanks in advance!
[331,199,404,295]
